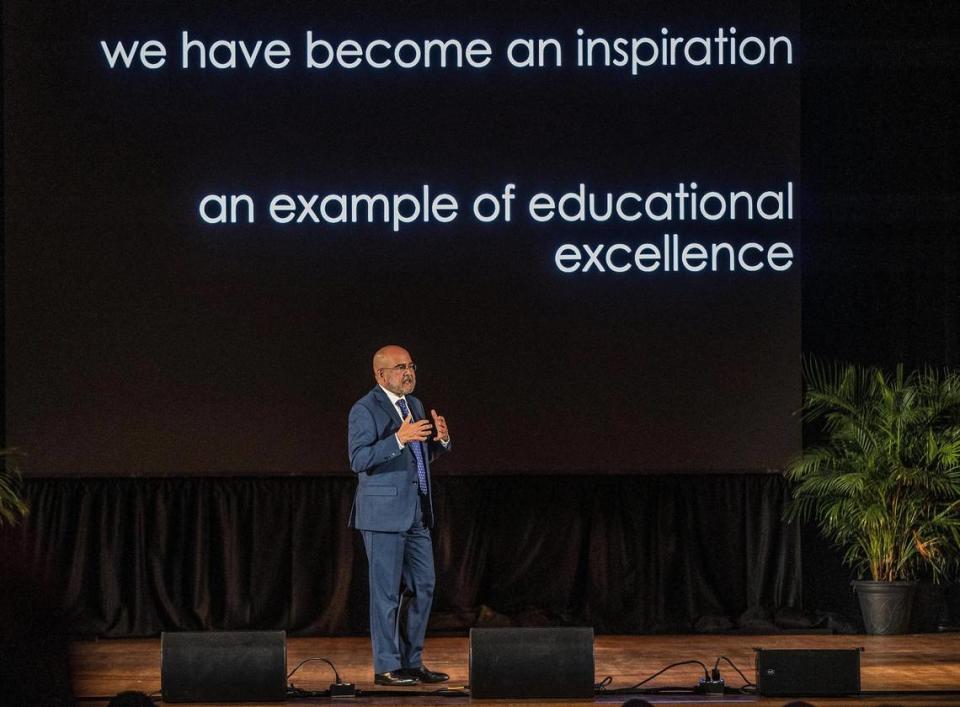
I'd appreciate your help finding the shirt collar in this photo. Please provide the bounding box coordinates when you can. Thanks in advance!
[379,385,407,409]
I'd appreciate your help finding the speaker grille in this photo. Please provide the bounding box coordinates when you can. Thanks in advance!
[755,648,861,696]
[469,627,595,698]
[161,631,287,703]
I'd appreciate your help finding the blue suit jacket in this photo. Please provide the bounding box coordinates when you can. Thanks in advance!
[347,386,449,531]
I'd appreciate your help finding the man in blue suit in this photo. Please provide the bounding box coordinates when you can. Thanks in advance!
[348,345,451,686]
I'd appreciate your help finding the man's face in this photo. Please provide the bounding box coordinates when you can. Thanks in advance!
[377,348,416,397]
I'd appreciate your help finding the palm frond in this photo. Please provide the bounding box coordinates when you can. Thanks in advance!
[786,359,960,581]
[0,447,29,527]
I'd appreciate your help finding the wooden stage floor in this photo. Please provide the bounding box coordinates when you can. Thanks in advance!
[71,633,960,706]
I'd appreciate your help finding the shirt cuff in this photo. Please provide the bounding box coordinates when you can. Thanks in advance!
[395,433,405,449]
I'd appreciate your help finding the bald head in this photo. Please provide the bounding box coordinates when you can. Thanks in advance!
[373,345,416,396]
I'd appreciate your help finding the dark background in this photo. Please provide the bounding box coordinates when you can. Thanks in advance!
[801,1,958,371]
[4,0,800,476]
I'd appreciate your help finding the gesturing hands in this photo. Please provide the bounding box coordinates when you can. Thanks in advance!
[396,410,450,445]
[397,414,433,445]
[430,409,450,443]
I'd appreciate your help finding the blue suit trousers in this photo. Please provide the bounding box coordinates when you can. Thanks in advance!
[360,495,435,674]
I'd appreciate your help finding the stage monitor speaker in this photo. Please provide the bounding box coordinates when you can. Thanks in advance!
[161,630,287,703]
[755,648,862,697]
[469,627,595,699]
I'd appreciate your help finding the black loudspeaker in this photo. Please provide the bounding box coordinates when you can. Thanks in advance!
[469,627,595,699]
[161,631,287,703]
[755,648,862,697]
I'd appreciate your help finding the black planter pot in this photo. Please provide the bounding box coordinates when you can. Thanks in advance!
[852,580,917,634]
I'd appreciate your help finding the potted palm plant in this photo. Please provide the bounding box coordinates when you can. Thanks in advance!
[785,360,960,634]
[0,448,29,527]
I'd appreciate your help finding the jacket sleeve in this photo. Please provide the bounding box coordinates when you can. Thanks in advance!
[428,436,451,462]
[348,401,403,473]
[417,397,451,461]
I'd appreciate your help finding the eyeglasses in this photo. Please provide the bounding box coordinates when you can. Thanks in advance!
[379,363,417,374]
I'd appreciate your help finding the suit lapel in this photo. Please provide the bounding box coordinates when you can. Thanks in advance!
[372,386,403,426]
[407,395,424,421]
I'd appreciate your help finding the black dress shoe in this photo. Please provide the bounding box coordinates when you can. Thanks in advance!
[374,671,420,686]
[400,666,449,683]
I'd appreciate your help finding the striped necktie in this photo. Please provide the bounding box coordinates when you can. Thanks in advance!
[396,398,428,494]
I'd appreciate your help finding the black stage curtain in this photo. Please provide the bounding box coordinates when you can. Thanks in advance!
[9,475,804,637]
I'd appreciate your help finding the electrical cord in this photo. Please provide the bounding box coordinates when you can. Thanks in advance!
[598,659,710,694]
[286,656,342,683]
[713,655,756,692]
[351,687,468,698]
[287,681,468,699]
[626,659,709,689]
[286,685,331,698]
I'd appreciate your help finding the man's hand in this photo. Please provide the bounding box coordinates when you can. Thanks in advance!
[431,409,450,442]
[397,414,432,445]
